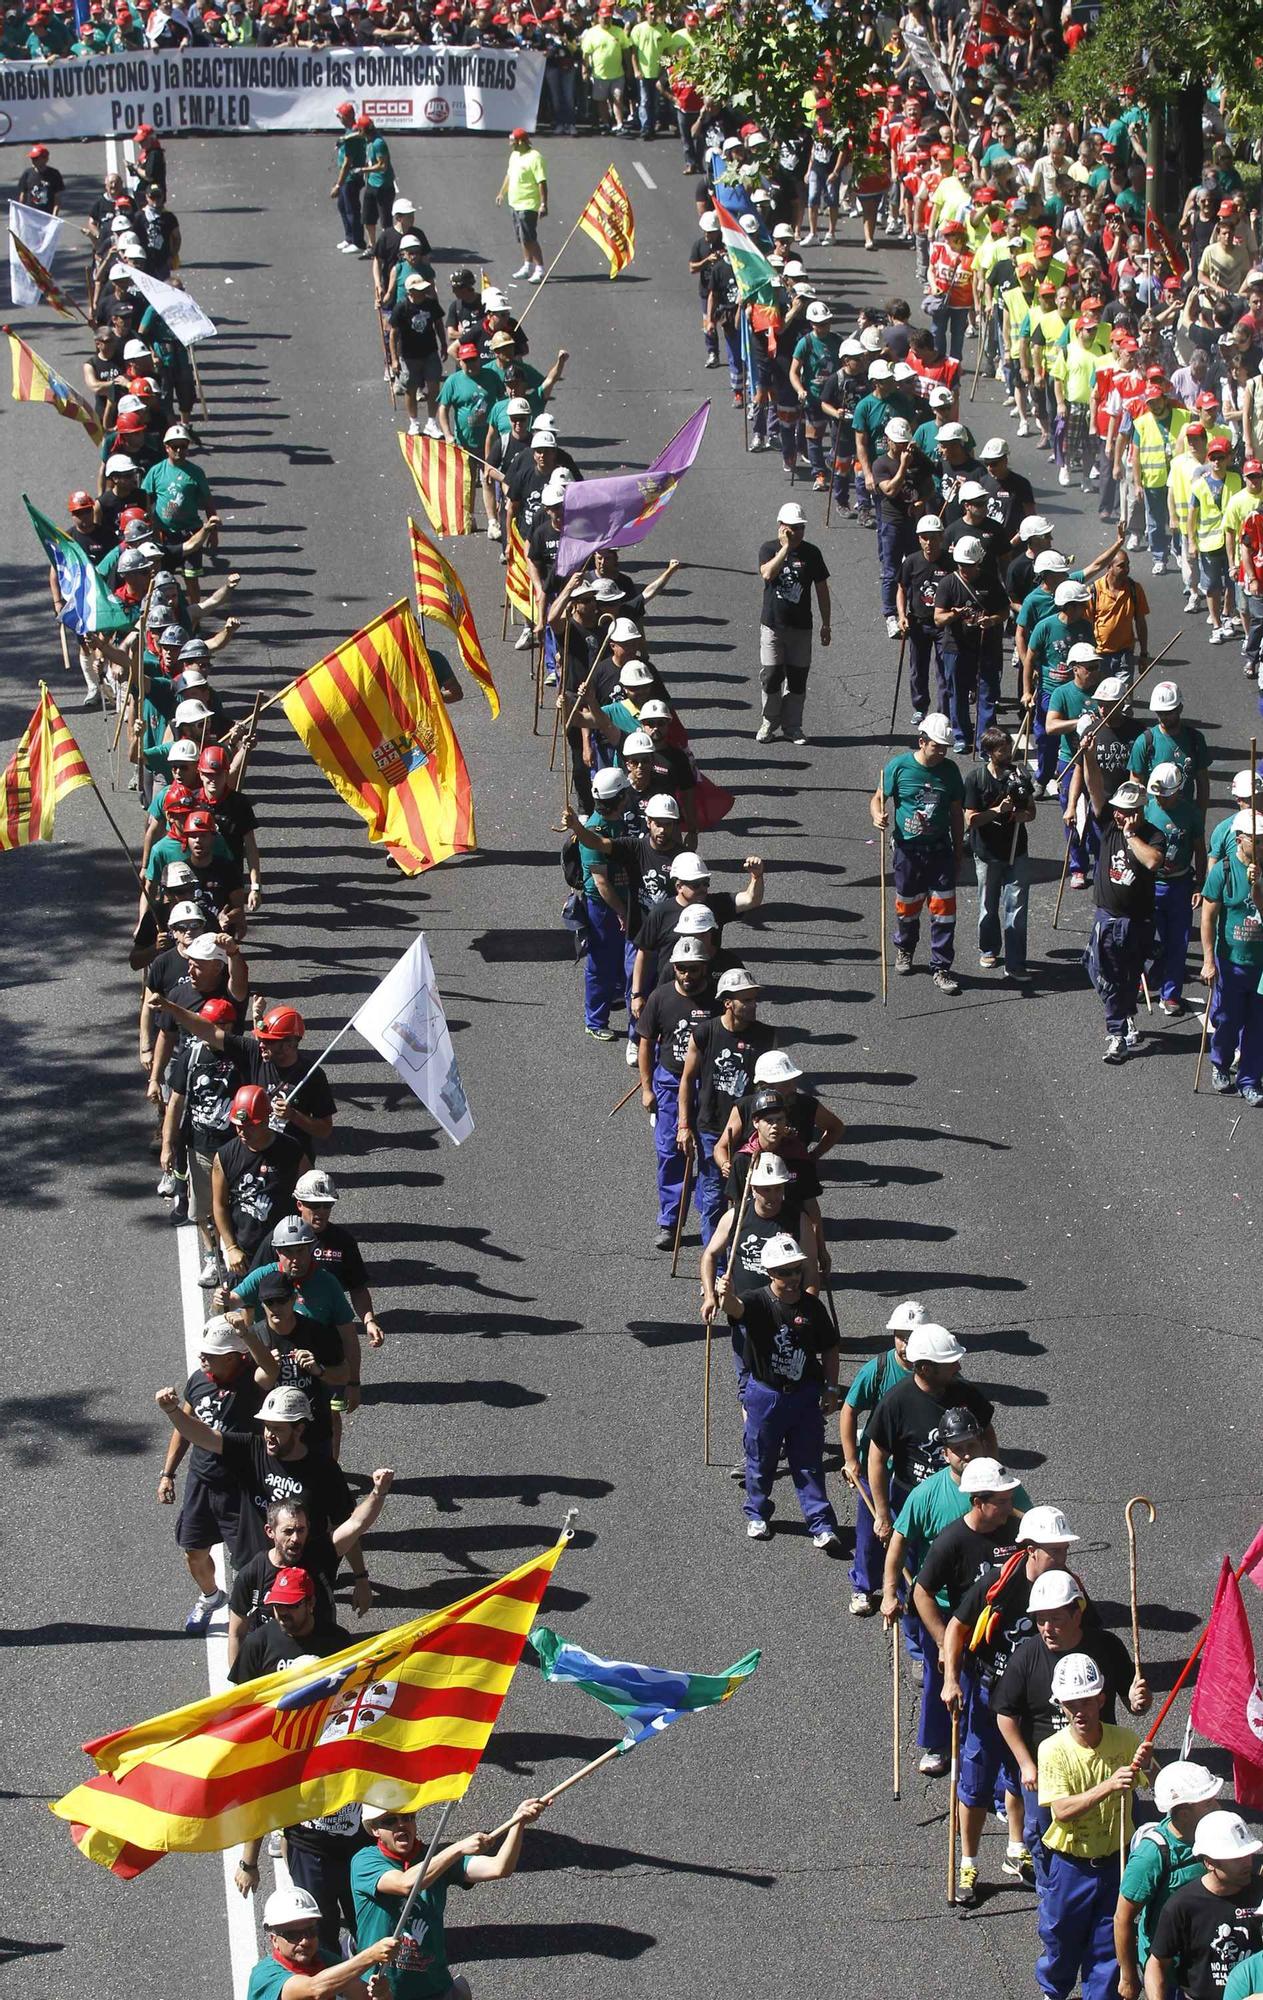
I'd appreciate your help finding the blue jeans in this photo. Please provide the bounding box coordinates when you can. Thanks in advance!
[848,1476,884,1594]
[651,1063,689,1230]
[975,637,1002,742]
[903,1608,951,1755]
[928,300,970,362]
[906,623,942,716]
[695,1128,726,1251]
[544,67,576,127]
[974,851,1030,969]
[1244,591,1263,668]
[1151,874,1194,1003]
[336,176,365,248]
[1033,683,1057,785]
[1058,759,1091,877]
[1085,910,1153,1035]
[677,103,701,171]
[876,512,914,620]
[583,893,624,1030]
[1141,486,1169,562]
[1211,955,1263,1090]
[940,642,977,749]
[636,75,659,135]
[1036,1850,1121,2000]
[741,1378,836,1534]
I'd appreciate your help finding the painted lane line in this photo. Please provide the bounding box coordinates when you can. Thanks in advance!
[633,161,657,191]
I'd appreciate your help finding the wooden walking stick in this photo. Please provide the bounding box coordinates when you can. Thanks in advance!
[824,412,844,527]
[1193,976,1215,1094]
[1051,827,1073,930]
[947,1711,960,1905]
[878,770,889,1006]
[891,1624,902,1801]
[608,1080,640,1118]
[888,631,907,738]
[1125,1495,1156,1678]
[670,1143,695,1279]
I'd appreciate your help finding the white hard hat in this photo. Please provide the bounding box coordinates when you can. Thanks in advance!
[905,1323,966,1365]
[1150,680,1181,713]
[959,1457,1020,1496]
[884,417,913,444]
[645,793,680,821]
[1231,769,1263,800]
[886,1300,927,1332]
[1017,1506,1080,1546]
[166,738,200,765]
[953,535,986,564]
[675,904,718,935]
[806,300,834,324]
[1034,550,1069,575]
[591,767,628,801]
[105,454,137,476]
[1066,643,1102,668]
[928,384,954,406]
[958,480,990,502]
[859,326,883,352]
[173,699,212,726]
[867,359,894,382]
[1093,675,1127,703]
[255,1386,313,1425]
[541,474,570,506]
[619,665,653,692]
[670,934,709,964]
[1109,780,1146,812]
[1147,760,1183,798]
[639,700,671,724]
[760,1231,808,1271]
[737,213,760,236]
[361,1800,415,1828]
[198,1315,250,1356]
[919,712,953,746]
[839,337,865,358]
[700,210,720,230]
[621,731,654,758]
[1027,1569,1082,1613]
[1193,1811,1263,1861]
[750,1150,791,1185]
[263,1886,322,1930]
[482,290,509,311]
[1050,1651,1105,1701]
[917,513,944,534]
[1019,513,1052,539]
[772,222,795,241]
[295,1168,338,1204]
[716,967,759,996]
[892,362,917,384]
[753,1050,803,1085]
[1054,579,1091,606]
[609,618,643,645]
[978,436,1008,459]
[167,900,205,928]
[777,501,807,527]
[1153,1761,1223,1815]
[669,851,710,881]
[936,420,968,442]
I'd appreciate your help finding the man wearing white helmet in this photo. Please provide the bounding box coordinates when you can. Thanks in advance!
[1147,1811,1263,2000]
[1144,760,1206,1016]
[679,966,775,1246]
[700,1148,817,1325]
[1114,1761,1224,2000]
[819,336,872,518]
[157,1314,267,1633]
[872,713,966,993]
[1128,681,1211,812]
[1081,741,1167,1062]
[897,513,953,726]
[716,1232,842,1550]
[249,1881,396,2000]
[755,502,831,746]
[638,935,719,1251]
[1199,810,1263,1102]
[964,723,1037,975]
[1025,578,1097,793]
[839,1301,923,1616]
[933,533,1009,752]
[870,417,939,639]
[1036,1651,1151,2000]
[575,767,637,1042]
[867,1324,995,1544]
[789,300,840,492]
[1209,770,1263,867]
[689,213,723,369]
[1045,644,1104,890]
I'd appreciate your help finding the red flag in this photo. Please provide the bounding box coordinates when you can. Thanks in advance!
[1189,1557,1263,1806]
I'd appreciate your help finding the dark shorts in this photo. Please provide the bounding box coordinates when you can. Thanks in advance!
[512,206,540,246]
[362,180,394,226]
[176,1476,244,1553]
[399,354,441,394]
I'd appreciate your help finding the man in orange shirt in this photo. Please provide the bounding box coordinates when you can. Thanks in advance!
[1089,549,1150,673]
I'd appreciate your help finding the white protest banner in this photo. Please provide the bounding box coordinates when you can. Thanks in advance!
[125,265,217,346]
[352,933,474,1144]
[7,198,61,308]
[901,25,954,103]
[0,45,545,146]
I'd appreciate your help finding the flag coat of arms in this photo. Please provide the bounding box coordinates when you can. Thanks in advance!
[400,431,475,536]
[8,230,81,320]
[408,519,500,717]
[52,1539,567,1876]
[0,682,92,852]
[578,166,636,278]
[6,325,105,445]
[281,600,475,876]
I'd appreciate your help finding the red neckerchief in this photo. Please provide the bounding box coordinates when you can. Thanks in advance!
[376,1836,419,1865]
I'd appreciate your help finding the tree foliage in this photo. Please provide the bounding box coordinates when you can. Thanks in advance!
[673,0,880,140]
[1020,0,1263,139]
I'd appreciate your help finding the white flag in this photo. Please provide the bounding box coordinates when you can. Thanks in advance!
[353,934,474,1144]
[8,200,62,309]
[125,266,217,347]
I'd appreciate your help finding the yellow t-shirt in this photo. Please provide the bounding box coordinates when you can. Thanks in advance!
[580,21,629,81]
[1225,489,1263,540]
[1039,1721,1140,1860]
[505,147,547,213]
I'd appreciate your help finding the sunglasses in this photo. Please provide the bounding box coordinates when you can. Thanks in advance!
[274,1923,320,1941]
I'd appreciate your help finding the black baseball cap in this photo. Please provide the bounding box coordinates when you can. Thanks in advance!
[940,1406,983,1444]
[752,1091,787,1117]
[257,1272,296,1304]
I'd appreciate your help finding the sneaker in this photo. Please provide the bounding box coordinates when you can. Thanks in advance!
[1223,615,1241,635]
[886,614,901,639]
[1241,1084,1263,1106]
[339,242,361,254]
[953,734,968,754]
[625,1040,639,1066]
[799,229,815,247]
[335,238,353,250]
[156,1170,181,1198]
[81,688,102,707]
[1089,463,1101,481]
[895,949,914,975]
[514,626,534,652]
[1057,466,1070,487]
[422,418,443,440]
[1123,1019,1142,1049]
[655,1226,675,1250]
[789,732,807,745]
[1183,589,1198,612]
[956,1862,979,1907]
[979,952,1000,969]
[1210,625,1228,645]
[704,354,719,369]
[1125,532,1141,552]
[197,1253,221,1289]
[1002,1846,1035,1884]
[746,1517,771,1540]
[1158,998,1184,1017]
[584,1025,617,1042]
[512,261,532,278]
[357,246,373,260]
[812,1528,842,1552]
[849,1589,876,1616]
[485,519,501,540]
[857,511,876,530]
[932,969,961,995]
[1042,780,1060,799]
[407,418,422,435]
[1151,557,1168,575]
[267,1831,283,1860]
[822,230,836,246]
[1103,1035,1126,1064]
[1017,418,1031,437]
[755,721,775,743]
[813,474,828,491]
[1212,1065,1235,1093]
[918,1750,947,1776]
[528,267,544,284]
[1069,871,1086,890]
[184,1588,226,1634]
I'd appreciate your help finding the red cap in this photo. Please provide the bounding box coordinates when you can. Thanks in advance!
[1145,388,1168,404]
[335,99,355,117]
[1035,226,1055,241]
[1218,200,1236,219]
[28,145,49,161]
[1244,459,1263,476]
[1208,437,1232,455]
[200,997,237,1025]
[1196,390,1219,410]
[68,490,94,512]
[942,219,966,234]
[135,122,154,139]
[356,113,373,128]
[1037,280,1057,296]
[457,340,480,360]
[510,126,528,141]
[1146,365,1168,381]
[1116,336,1138,352]
[1184,422,1206,438]
[263,1566,316,1606]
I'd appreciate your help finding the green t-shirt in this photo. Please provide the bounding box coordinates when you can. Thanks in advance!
[881,750,965,846]
[897,1470,1035,1606]
[1148,795,1203,879]
[365,135,392,187]
[853,389,918,456]
[1225,1949,1263,2000]
[580,20,629,79]
[1120,1819,1202,1969]
[1209,813,1244,865]
[145,829,235,883]
[793,332,841,402]
[1027,612,1093,695]
[438,368,501,452]
[844,1348,910,1455]
[1205,853,1263,967]
[337,131,367,174]
[248,1951,337,2000]
[1046,680,1089,765]
[628,18,671,75]
[1128,722,1210,798]
[351,1846,469,2000]
[143,457,211,534]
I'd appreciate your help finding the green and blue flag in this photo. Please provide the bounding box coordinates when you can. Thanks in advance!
[24,495,130,638]
[530,1626,760,1748]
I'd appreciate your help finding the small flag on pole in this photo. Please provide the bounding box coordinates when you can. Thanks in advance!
[398,431,474,537]
[710,191,777,305]
[1189,1558,1263,1806]
[407,518,500,717]
[23,495,131,637]
[577,165,636,279]
[504,516,536,623]
[8,231,83,320]
[530,1626,760,1747]
[0,682,93,853]
[351,931,474,1143]
[5,326,104,445]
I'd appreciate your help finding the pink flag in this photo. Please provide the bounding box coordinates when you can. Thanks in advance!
[1189,1558,1263,1807]
[1239,1521,1263,1589]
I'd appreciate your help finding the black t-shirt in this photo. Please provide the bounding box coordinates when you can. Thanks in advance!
[263,1315,344,1449]
[934,570,1007,645]
[730,1087,819,1149]
[390,295,443,363]
[872,452,938,523]
[726,1199,805,1296]
[527,512,562,595]
[690,235,721,296]
[1006,550,1039,606]
[981,469,1035,543]
[1092,812,1164,918]
[690,1018,776,1135]
[203,788,257,860]
[507,449,579,535]
[639,982,718,1078]
[214,1131,308,1255]
[1149,1876,1263,2000]
[16,165,65,210]
[168,1039,242,1149]
[275,1220,369,1295]
[993,1626,1135,1749]
[900,550,953,627]
[445,293,485,346]
[184,855,244,924]
[637,889,739,962]
[917,1516,1022,1613]
[707,258,740,320]
[944,517,1007,588]
[228,1612,351,1685]
[181,1364,262,1488]
[228,1550,339,1632]
[224,1035,337,1142]
[727,1140,821,1211]
[152,966,244,1047]
[732,1285,838,1389]
[937,455,986,510]
[963,762,1031,862]
[868,1375,995,1489]
[219,1432,354,1573]
[758,539,829,632]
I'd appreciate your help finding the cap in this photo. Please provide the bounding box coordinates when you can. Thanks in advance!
[1150,680,1181,713]
[1054,579,1091,607]
[1208,436,1232,457]
[777,502,807,527]
[959,1457,1020,1496]
[905,1323,966,1365]
[1020,514,1052,539]
[920,713,953,746]
[953,535,986,564]
[1016,1505,1080,1546]
[886,1300,927,1333]
[916,513,944,534]
[670,935,709,965]
[1192,1811,1263,1862]
[668,851,710,882]
[978,437,1008,459]
[1146,760,1183,799]
[675,904,718,935]
[760,1231,808,1271]
[272,1214,318,1251]
[1066,643,1102,669]
[198,1315,249,1356]
[750,1150,791,1186]
[1153,1762,1223,1814]
[263,1886,323,1930]
[753,1050,803,1085]
[646,794,681,822]
[1050,1652,1105,1701]
[457,339,481,361]
[1245,459,1263,477]
[1028,1569,1082,1612]
[716,967,758,996]
[263,1565,316,1606]
[255,1386,313,1425]
[510,125,528,141]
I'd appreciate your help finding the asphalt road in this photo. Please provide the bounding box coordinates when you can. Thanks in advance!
[2,126,1262,2000]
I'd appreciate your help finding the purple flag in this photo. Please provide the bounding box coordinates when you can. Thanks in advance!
[556,401,710,573]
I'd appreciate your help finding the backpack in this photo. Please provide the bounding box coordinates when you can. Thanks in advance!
[560,833,585,892]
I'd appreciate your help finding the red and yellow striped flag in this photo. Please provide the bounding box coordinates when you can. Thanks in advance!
[9,232,85,321]
[0,683,92,852]
[5,325,104,446]
[399,430,474,536]
[279,598,475,876]
[408,518,500,718]
[52,1538,567,1876]
[578,165,636,279]
[504,515,536,623]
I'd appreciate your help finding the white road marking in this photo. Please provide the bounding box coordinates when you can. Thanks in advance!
[632,162,657,191]
[105,134,119,177]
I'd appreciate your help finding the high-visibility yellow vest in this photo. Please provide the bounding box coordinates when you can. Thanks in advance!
[1004,285,1033,357]
[1189,467,1242,551]
[1039,312,1067,382]
[1132,407,1188,490]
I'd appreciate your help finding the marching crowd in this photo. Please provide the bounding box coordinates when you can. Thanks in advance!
[13,2,1263,1997]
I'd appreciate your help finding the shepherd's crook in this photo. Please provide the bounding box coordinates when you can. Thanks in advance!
[1125,1495,1156,1678]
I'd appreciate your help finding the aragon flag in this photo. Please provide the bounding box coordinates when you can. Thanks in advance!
[280,600,475,876]
[52,1538,568,1876]
[577,166,636,278]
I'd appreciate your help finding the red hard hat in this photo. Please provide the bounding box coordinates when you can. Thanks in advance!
[29,145,49,161]
[162,782,198,823]
[115,411,147,434]
[68,490,95,512]
[118,503,148,529]
[230,1084,270,1125]
[183,809,217,835]
[198,745,228,774]
[257,1004,305,1043]
[199,996,237,1025]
